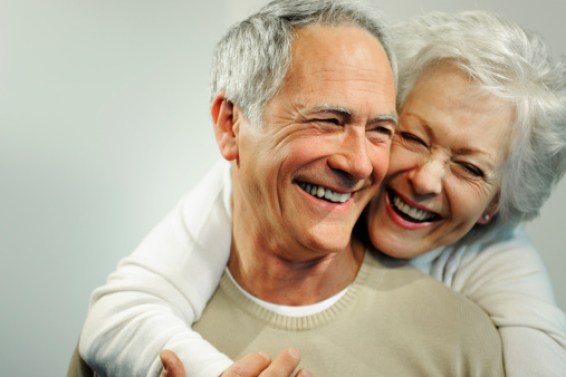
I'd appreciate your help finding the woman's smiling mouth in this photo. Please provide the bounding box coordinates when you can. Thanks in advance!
[388,189,440,223]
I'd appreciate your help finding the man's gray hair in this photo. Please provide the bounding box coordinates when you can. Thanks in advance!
[210,0,395,126]
[391,11,566,241]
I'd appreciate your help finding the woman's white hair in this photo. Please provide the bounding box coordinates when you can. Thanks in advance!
[210,0,395,126]
[392,11,566,240]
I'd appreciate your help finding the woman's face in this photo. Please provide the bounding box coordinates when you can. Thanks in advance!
[367,65,514,259]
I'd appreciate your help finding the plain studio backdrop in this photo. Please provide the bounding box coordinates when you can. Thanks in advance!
[1,0,564,375]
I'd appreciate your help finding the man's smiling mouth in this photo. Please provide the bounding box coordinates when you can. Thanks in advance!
[298,182,351,203]
[388,190,440,223]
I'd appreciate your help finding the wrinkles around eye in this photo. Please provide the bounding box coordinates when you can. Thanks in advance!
[399,132,427,146]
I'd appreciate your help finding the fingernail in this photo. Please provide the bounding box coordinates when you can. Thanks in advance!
[301,368,313,377]
[288,347,301,359]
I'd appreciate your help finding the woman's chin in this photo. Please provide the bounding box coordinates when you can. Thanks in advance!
[372,237,422,260]
[380,248,417,260]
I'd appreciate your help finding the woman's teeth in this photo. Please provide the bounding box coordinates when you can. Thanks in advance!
[391,192,436,222]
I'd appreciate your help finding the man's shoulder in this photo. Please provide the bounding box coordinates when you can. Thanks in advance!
[362,250,500,335]
[197,252,504,376]
[359,250,503,373]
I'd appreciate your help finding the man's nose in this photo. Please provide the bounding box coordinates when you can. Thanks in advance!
[408,157,446,195]
[327,128,374,183]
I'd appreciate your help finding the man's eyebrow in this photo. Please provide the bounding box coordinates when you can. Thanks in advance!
[308,105,398,126]
[372,113,398,126]
[308,104,352,117]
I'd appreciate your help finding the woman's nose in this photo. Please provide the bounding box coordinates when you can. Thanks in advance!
[408,158,445,195]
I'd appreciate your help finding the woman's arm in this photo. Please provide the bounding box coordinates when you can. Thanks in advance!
[79,160,235,377]
[427,229,566,376]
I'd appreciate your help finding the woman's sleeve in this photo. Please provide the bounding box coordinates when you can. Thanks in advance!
[432,228,566,376]
[79,160,235,377]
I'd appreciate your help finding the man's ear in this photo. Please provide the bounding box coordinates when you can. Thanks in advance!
[477,193,499,225]
[211,93,240,161]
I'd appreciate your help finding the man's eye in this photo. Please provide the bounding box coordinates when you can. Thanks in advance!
[315,118,340,125]
[370,125,394,138]
[366,124,395,143]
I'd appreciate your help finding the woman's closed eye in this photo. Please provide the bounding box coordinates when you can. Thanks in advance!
[398,132,428,147]
[456,161,485,178]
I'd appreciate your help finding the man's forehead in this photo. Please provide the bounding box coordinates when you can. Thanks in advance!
[291,23,385,53]
[286,24,391,82]
[273,25,396,120]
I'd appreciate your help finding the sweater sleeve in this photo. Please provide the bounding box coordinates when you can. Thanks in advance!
[79,160,234,377]
[429,229,566,376]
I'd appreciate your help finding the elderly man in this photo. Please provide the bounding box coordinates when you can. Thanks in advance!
[74,1,504,376]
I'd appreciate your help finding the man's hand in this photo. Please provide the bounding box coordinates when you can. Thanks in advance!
[160,348,312,377]
[221,348,312,377]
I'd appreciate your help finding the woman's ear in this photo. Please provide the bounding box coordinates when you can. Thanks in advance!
[477,194,500,225]
[211,93,240,161]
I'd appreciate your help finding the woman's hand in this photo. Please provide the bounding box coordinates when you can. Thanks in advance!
[160,348,312,377]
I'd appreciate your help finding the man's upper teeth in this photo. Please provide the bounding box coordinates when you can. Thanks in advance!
[299,183,351,203]
[392,193,434,221]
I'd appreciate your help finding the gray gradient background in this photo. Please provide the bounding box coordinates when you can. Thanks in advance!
[1,0,564,375]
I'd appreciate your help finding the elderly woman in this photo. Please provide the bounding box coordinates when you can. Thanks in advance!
[77,8,566,377]
[365,11,566,376]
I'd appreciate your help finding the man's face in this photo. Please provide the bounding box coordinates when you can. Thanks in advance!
[230,24,396,260]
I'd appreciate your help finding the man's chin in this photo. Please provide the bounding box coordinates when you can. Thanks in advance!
[303,233,354,255]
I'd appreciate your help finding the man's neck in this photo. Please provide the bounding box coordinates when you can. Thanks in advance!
[228,237,365,305]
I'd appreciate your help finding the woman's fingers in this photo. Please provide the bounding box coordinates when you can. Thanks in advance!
[221,348,310,377]
[258,348,303,377]
[221,351,272,377]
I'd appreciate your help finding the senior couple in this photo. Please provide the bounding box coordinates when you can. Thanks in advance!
[73,0,566,376]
